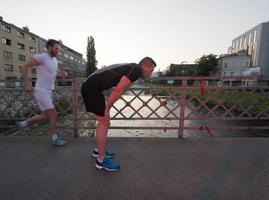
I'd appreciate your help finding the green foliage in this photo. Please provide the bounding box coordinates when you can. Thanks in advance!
[195,54,218,76]
[58,99,71,110]
[86,36,97,76]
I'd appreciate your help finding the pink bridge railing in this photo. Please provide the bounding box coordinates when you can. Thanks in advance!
[0,77,268,138]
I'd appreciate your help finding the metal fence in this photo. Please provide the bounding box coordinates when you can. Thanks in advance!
[0,77,269,138]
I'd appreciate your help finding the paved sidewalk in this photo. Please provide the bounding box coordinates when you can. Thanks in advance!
[0,136,269,200]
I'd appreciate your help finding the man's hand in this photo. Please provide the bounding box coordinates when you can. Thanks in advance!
[104,107,110,119]
[22,58,38,92]
[24,81,33,92]
[57,71,68,78]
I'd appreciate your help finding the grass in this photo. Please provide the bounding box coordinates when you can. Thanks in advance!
[192,89,269,117]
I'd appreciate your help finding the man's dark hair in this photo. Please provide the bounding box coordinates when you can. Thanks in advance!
[139,57,157,67]
[46,39,60,49]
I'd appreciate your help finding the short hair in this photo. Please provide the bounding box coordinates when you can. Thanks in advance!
[46,39,60,49]
[139,57,156,67]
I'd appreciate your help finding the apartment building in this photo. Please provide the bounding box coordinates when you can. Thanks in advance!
[0,16,85,87]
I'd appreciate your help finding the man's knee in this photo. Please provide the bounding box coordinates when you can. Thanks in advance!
[44,109,57,118]
[41,112,49,119]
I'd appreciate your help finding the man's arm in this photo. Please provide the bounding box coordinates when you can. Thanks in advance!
[22,58,38,92]
[106,76,131,110]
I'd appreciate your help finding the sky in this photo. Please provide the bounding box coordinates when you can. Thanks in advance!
[0,0,269,70]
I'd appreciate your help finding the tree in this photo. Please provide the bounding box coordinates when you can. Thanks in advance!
[195,54,218,76]
[86,36,97,76]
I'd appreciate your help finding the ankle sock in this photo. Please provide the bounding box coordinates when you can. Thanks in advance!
[51,134,58,141]
[21,121,28,127]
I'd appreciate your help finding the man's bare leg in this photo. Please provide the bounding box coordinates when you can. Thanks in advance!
[95,115,110,160]
[44,108,57,135]
[26,112,48,123]
[17,112,48,129]
[94,114,119,171]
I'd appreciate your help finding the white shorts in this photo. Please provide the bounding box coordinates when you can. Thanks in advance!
[33,88,54,111]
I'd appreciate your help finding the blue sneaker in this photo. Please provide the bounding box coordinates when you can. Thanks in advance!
[52,137,66,147]
[16,121,27,129]
[95,157,120,172]
[92,148,115,158]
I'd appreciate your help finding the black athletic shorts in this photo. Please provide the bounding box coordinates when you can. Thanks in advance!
[81,83,105,117]
[81,63,142,117]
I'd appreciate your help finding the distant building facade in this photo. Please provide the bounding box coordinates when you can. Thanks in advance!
[226,21,269,79]
[166,64,197,76]
[218,50,251,77]
[0,16,85,86]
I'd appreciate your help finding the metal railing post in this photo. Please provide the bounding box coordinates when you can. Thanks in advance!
[178,79,187,138]
[72,78,79,137]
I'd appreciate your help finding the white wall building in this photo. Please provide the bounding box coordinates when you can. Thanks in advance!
[218,50,251,77]
[227,21,269,79]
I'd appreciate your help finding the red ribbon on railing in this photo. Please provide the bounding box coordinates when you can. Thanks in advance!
[160,100,167,106]
[199,125,213,138]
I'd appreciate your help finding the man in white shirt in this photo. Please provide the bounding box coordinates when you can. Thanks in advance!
[17,39,67,146]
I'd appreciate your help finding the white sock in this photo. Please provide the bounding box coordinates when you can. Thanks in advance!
[51,134,58,141]
[97,158,103,163]
[21,121,28,127]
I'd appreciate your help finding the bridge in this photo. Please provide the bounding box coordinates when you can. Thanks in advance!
[0,77,269,199]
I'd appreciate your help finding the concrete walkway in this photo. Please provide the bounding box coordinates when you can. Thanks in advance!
[0,136,269,200]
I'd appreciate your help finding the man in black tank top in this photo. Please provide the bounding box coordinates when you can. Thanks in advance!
[81,57,156,171]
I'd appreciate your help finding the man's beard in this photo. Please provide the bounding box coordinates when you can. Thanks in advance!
[51,51,58,57]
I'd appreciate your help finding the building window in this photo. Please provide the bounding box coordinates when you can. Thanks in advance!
[5,76,17,80]
[29,36,36,42]
[17,31,25,38]
[253,30,257,43]
[231,72,234,76]
[29,47,36,53]
[232,42,235,53]
[18,43,25,50]
[1,24,11,33]
[236,40,239,50]
[3,51,12,59]
[31,68,37,74]
[42,46,47,52]
[4,64,13,71]
[1,37,11,46]
[224,63,228,68]
[19,65,22,73]
[224,72,226,76]
[18,54,26,61]
[243,36,247,49]
[248,33,252,45]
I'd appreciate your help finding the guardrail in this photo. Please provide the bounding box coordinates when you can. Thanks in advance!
[0,77,268,138]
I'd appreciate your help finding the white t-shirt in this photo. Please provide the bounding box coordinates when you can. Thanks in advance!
[33,53,58,90]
